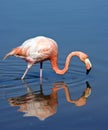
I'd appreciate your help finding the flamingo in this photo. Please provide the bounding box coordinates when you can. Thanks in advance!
[3,36,92,79]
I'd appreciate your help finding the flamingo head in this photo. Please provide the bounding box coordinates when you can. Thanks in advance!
[78,52,92,74]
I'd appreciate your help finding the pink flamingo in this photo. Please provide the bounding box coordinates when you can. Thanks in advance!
[3,36,92,79]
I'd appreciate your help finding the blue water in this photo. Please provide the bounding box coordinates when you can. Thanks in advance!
[0,0,108,130]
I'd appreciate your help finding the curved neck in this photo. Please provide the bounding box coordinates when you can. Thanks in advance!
[50,51,81,74]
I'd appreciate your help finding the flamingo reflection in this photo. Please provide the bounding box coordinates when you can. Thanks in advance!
[8,81,91,121]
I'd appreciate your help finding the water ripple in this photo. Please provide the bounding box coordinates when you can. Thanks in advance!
[0,57,91,101]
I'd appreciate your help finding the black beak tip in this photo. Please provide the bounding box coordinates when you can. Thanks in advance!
[86,81,91,88]
[86,68,91,75]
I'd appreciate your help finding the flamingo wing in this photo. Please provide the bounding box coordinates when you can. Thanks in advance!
[21,36,53,63]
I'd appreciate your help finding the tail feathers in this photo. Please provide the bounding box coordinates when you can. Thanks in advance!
[3,47,28,60]
[3,47,21,60]
[3,50,15,60]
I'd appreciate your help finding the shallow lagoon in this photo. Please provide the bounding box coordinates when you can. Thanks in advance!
[0,0,108,130]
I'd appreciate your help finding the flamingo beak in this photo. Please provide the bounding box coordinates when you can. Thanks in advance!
[86,68,91,74]
[83,81,91,98]
[84,58,92,74]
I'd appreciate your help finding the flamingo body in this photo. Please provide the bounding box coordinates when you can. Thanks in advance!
[4,36,92,79]
[13,36,58,63]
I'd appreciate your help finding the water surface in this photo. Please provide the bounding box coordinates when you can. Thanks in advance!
[0,0,108,130]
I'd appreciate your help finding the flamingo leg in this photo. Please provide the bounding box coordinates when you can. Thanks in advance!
[40,62,43,78]
[40,62,43,93]
[21,63,33,80]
